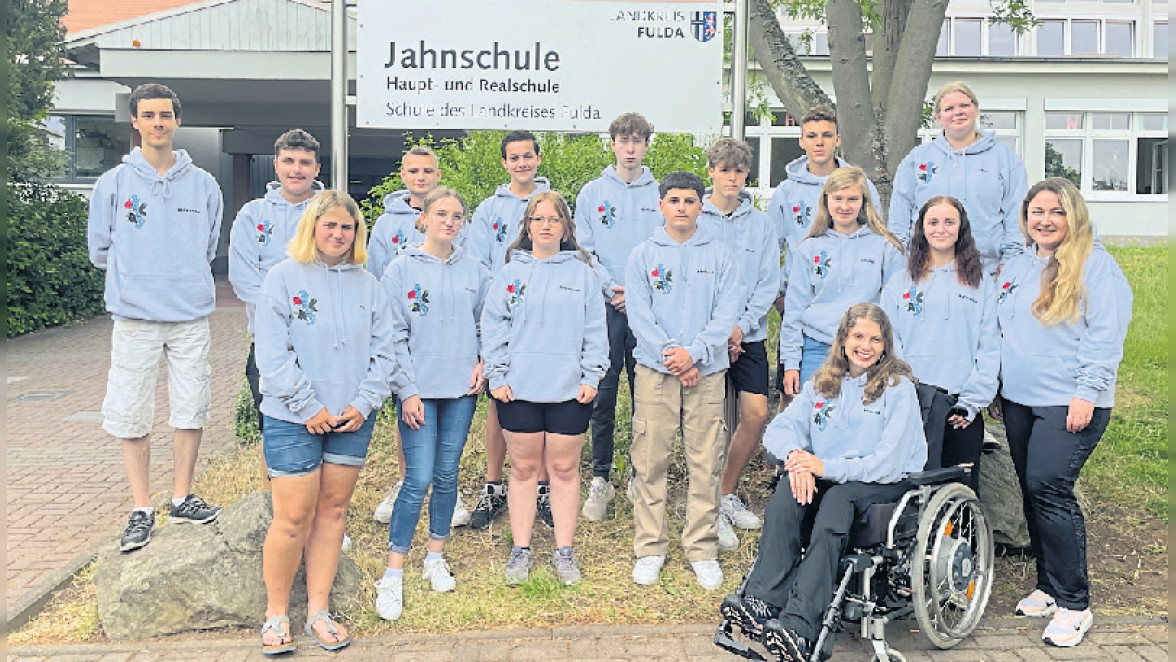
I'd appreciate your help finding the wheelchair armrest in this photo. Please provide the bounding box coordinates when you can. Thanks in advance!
[907,466,966,486]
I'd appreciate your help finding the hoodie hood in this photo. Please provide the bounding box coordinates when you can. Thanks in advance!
[602,165,656,188]
[467,179,552,273]
[123,147,194,199]
[367,189,429,280]
[783,155,853,186]
[929,130,999,157]
[265,179,325,205]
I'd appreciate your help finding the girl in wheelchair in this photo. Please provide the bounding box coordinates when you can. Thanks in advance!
[721,303,926,662]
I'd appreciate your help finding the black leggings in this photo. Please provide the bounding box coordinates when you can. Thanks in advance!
[941,414,984,494]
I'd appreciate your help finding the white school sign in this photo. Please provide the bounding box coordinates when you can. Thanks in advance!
[356,0,723,134]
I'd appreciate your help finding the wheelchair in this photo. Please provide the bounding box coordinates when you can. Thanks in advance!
[714,462,994,662]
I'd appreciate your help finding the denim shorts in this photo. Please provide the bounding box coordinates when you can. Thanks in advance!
[262,415,376,478]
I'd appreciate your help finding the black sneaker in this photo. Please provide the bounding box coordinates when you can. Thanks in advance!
[763,620,812,662]
[721,593,779,641]
[536,485,554,528]
[468,483,507,530]
[120,510,156,552]
[169,494,221,524]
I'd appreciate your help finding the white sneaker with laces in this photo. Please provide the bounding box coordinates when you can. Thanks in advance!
[691,559,724,591]
[421,558,457,593]
[450,498,471,527]
[582,477,615,521]
[721,493,762,530]
[373,481,403,524]
[632,555,665,586]
[1043,607,1093,647]
[717,513,739,552]
[1015,589,1058,617]
[374,575,403,621]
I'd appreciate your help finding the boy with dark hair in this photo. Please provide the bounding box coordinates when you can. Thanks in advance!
[88,82,224,552]
[625,171,740,590]
[574,112,664,520]
[229,128,324,437]
[767,107,880,411]
[464,130,552,530]
[700,138,780,550]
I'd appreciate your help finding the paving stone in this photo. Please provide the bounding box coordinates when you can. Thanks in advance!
[1133,645,1169,662]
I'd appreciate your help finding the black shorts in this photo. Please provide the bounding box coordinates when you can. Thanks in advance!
[728,340,769,396]
[496,398,593,435]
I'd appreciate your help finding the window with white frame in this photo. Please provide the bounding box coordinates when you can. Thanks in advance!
[1154,21,1168,58]
[44,114,130,184]
[1035,18,1137,56]
[783,30,829,56]
[937,18,1020,56]
[1043,111,1168,197]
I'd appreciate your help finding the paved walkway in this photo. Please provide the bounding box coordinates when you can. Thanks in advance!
[6,281,249,619]
[5,617,1168,661]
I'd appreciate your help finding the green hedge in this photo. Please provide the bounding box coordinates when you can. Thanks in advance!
[6,183,105,337]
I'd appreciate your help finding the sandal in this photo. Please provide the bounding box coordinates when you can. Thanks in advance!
[260,615,296,656]
[304,608,351,651]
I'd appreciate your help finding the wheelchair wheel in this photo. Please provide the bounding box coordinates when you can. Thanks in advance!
[911,482,994,649]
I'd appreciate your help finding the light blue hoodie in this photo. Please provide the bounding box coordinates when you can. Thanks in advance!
[888,131,1028,275]
[699,191,780,343]
[367,190,427,281]
[762,374,927,484]
[382,246,489,400]
[573,165,664,297]
[255,258,396,423]
[779,226,904,370]
[228,180,324,333]
[996,244,1132,408]
[481,250,608,402]
[88,147,223,321]
[767,156,881,295]
[625,226,742,377]
[466,178,551,273]
[881,263,999,421]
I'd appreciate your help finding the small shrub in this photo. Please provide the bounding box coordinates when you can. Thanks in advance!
[232,381,261,445]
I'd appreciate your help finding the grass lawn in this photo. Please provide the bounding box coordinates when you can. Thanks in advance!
[10,245,1166,644]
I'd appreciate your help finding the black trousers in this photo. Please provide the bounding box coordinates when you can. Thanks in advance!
[1002,398,1109,611]
[744,478,910,641]
[245,342,264,433]
[942,414,984,494]
[588,305,636,479]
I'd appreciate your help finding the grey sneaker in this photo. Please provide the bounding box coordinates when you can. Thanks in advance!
[450,497,471,527]
[505,546,533,585]
[1016,589,1058,617]
[169,494,221,524]
[373,480,403,524]
[717,512,739,552]
[551,547,582,585]
[691,559,724,590]
[582,477,615,521]
[120,510,155,552]
[536,485,554,528]
[721,493,762,530]
[632,555,665,586]
[469,483,507,530]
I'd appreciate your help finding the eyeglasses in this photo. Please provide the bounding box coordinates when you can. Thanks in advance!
[529,216,564,227]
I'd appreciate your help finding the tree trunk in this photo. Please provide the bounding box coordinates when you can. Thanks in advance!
[747,0,832,122]
[825,0,884,181]
[881,0,951,173]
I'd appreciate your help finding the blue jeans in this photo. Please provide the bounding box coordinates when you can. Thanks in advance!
[799,336,831,387]
[387,395,477,554]
[262,415,376,478]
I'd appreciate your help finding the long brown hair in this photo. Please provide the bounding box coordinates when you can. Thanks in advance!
[1020,178,1094,324]
[812,303,913,405]
[806,167,904,253]
[906,195,983,288]
[505,190,592,264]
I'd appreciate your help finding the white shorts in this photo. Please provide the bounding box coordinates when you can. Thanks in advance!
[102,318,212,439]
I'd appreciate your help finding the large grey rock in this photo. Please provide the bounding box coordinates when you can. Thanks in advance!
[94,491,364,641]
[979,424,1030,548]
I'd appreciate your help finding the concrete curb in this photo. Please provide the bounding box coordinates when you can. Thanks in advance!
[5,534,113,632]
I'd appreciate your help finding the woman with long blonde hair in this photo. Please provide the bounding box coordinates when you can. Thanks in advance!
[988,178,1132,648]
[779,167,904,397]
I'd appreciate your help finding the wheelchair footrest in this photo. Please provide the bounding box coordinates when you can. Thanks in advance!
[715,620,769,661]
[907,466,966,486]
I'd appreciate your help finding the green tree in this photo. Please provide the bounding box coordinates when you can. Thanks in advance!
[1044,142,1081,188]
[7,0,70,183]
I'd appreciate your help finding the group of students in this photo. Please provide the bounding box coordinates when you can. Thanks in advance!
[86,82,1131,658]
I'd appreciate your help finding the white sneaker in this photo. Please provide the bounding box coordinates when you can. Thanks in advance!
[626,473,637,503]
[632,555,665,586]
[691,559,724,591]
[721,494,762,530]
[450,498,471,528]
[421,557,457,593]
[374,575,403,621]
[1043,607,1093,647]
[341,533,351,553]
[582,477,615,521]
[373,481,403,524]
[1015,589,1058,617]
[717,513,739,552]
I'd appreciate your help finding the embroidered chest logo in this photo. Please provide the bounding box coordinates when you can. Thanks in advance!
[256,219,274,246]
[813,250,832,279]
[998,278,1019,304]
[901,285,925,316]
[390,229,409,253]
[407,284,430,316]
[492,217,508,243]
[917,162,937,183]
[293,290,318,325]
[124,195,147,228]
[650,263,673,293]
[597,200,617,228]
[813,401,835,430]
[791,200,812,228]
[506,279,526,308]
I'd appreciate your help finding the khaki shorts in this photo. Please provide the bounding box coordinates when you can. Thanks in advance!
[102,318,211,439]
